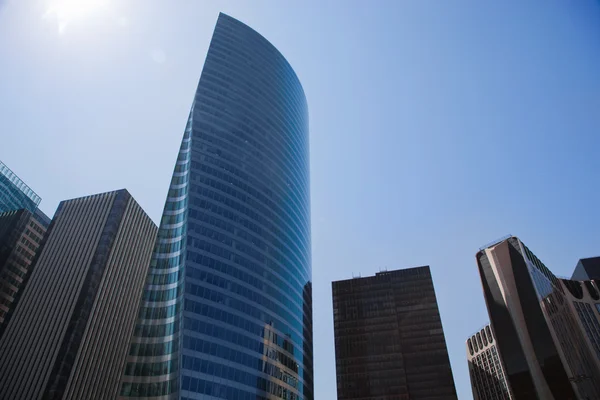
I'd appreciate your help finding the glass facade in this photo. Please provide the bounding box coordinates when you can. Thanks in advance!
[120,13,312,400]
[0,160,41,213]
[573,301,600,361]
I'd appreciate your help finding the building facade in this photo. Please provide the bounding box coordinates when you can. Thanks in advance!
[559,279,600,370]
[572,257,600,281]
[0,160,41,213]
[467,324,513,400]
[0,190,157,400]
[119,13,313,400]
[0,207,49,337]
[477,236,600,400]
[332,267,457,400]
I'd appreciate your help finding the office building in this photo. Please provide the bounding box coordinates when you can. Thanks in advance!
[120,13,313,400]
[559,279,600,367]
[0,189,157,400]
[332,267,458,400]
[467,324,513,400]
[477,236,600,399]
[572,257,600,281]
[0,160,41,213]
[0,207,50,336]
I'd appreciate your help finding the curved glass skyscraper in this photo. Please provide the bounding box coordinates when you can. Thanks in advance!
[120,13,313,400]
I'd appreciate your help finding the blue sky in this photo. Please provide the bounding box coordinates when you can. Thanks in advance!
[2,0,600,398]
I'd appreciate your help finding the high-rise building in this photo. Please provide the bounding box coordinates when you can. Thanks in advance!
[332,267,458,400]
[477,236,600,400]
[0,160,41,213]
[572,257,600,281]
[0,189,157,400]
[467,324,513,400]
[119,13,313,400]
[0,160,51,338]
[0,207,50,337]
[559,279,600,367]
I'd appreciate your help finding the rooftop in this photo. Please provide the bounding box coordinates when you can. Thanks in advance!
[0,160,41,206]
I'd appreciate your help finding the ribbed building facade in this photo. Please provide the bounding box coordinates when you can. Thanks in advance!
[119,13,313,400]
[332,267,457,400]
[0,207,49,336]
[558,279,600,369]
[0,189,157,400]
[467,324,513,400]
[477,236,600,400]
[0,160,41,213]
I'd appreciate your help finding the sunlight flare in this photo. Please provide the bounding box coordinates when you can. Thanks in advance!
[44,0,110,34]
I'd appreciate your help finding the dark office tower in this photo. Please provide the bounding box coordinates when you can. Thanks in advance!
[0,207,50,337]
[0,190,157,400]
[477,236,600,400]
[332,267,458,400]
[0,160,41,213]
[572,257,600,280]
[467,324,514,400]
[119,12,312,400]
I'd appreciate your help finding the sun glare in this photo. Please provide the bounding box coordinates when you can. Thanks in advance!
[44,0,110,34]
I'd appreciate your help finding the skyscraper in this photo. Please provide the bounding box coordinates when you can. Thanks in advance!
[0,189,157,400]
[477,236,600,400]
[467,324,513,400]
[561,279,600,365]
[332,267,458,400]
[0,160,41,213]
[0,207,49,337]
[572,257,600,281]
[0,159,50,338]
[119,13,313,400]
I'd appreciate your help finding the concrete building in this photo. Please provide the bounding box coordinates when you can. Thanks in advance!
[467,324,513,400]
[559,279,600,369]
[0,189,157,400]
[332,267,457,400]
[477,236,600,400]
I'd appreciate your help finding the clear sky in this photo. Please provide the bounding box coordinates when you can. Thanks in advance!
[1,0,600,398]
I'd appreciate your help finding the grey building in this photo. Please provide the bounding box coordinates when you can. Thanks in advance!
[0,189,157,400]
[477,236,600,400]
[559,279,600,369]
[0,207,49,336]
[332,267,457,400]
[467,324,513,400]
[572,257,600,281]
[0,160,41,213]
[119,13,313,400]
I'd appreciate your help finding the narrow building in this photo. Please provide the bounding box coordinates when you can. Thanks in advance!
[0,159,51,337]
[0,208,50,336]
[467,324,513,400]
